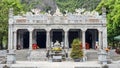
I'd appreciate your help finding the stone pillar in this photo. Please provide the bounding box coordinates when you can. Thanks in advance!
[50,30,53,47]
[8,25,13,50]
[13,29,17,50]
[64,29,69,48]
[81,28,87,61]
[99,30,102,49]
[46,28,51,49]
[28,28,34,50]
[82,30,86,49]
[8,8,14,50]
[102,27,107,48]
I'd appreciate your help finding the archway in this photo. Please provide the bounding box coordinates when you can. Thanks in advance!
[51,29,64,44]
[34,29,46,48]
[85,29,98,49]
[68,29,81,48]
[17,29,29,49]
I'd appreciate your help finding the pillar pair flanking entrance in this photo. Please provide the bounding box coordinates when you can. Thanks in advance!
[16,29,47,50]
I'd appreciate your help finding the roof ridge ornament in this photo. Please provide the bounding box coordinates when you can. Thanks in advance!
[102,7,106,18]
[75,8,85,15]
[53,7,63,16]
[9,8,13,18]
[31,8,41,15]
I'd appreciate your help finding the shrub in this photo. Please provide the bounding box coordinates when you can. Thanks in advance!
[70,38,83,59]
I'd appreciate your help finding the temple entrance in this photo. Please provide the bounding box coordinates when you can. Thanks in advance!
[17,29,29,49]
[85,29,98,49]
[23,31,29,48]
[36,30,46,48]
[68,29,81,48]
[51,29,64,43]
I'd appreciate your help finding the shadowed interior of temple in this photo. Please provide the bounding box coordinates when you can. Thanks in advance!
[68,30,80,48]
[52,31,62,43]
[85,29,98,49]
[36,31,46,48]
[23,32,29,49]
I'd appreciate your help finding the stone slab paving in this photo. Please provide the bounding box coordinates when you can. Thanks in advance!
[108,64,120,68]
[1,61,120,68]
[5,61,102,68]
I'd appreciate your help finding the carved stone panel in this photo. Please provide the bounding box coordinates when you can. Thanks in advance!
[53,16,61,23]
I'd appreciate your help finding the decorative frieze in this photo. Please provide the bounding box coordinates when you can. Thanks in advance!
[13,8,106,25]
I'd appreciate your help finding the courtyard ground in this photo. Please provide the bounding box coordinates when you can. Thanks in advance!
[0,49,120,68]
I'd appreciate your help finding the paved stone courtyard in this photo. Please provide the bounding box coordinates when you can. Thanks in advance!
[0,49,120,68]
[0,61,120,68]
[1,61,102,68]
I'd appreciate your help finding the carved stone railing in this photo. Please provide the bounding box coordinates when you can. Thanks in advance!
[13,13,104,25]
[10,8,106,25]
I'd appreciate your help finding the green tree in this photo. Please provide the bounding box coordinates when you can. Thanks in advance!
[21,0,42,12]
[96,0,120,45]
[56,0,100,13]
[0,0,27,49]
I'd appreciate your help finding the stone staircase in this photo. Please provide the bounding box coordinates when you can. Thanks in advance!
[16,49,47,61]
[67,49,98,61]
[16,49,29,61]
[29,49,47,61]
[16,49,98,61]
[15,49,120,63]
[86,50,98,61]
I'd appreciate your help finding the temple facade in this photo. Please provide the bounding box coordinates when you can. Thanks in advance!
[8,8,107,51]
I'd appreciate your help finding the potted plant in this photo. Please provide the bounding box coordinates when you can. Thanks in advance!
[70,38,83,62]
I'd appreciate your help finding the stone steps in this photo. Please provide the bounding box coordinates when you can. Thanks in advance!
[29,49,47,61]
[86,50,98,61]
[16,49,99,61]
[16,49,29,61]
[0,61,102,68]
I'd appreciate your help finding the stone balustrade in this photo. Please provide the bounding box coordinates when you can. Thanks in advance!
[13,13,103,25]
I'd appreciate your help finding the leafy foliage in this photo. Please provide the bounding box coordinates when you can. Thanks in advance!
[70,38,83,59]
[0,0,28,49]
[21,0,42,12]
[96,0,120,45]
[56,0,100,13]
